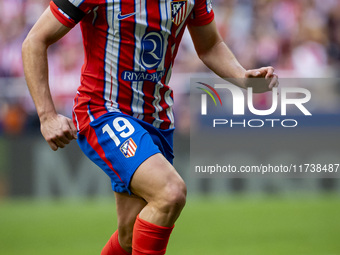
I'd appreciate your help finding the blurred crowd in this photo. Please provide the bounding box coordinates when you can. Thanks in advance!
[1,0,340,134]
[177,0,340,77]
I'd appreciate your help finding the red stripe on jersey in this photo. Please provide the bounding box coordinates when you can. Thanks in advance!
[171,24,187,65]
[73,5,110,127]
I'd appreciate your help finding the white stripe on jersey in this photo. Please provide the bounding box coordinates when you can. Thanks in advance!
[168,45,176,85]
[132,0,147,118]
[165,63,173,85]
[73,91,80,131]
[164,89,175,129]
[152,82,164,128]
[104,1,120,112]
[87,103,95,122]
[171,44,176,56]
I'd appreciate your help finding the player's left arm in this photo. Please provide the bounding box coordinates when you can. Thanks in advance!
[188,20,278,93]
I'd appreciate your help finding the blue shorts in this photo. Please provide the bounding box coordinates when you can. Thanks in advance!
[77,112,174,194]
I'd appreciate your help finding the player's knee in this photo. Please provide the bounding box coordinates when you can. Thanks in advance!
[160,178,187,213]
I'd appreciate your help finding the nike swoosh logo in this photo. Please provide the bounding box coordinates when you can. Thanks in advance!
[117,12,137,20]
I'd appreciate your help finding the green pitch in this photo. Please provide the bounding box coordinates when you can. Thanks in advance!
[0,195,339,255]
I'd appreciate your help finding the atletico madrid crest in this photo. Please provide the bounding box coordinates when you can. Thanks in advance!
[120,138,137,158]
[171,0,188,26]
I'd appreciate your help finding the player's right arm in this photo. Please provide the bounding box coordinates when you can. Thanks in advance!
[22,7,77,151]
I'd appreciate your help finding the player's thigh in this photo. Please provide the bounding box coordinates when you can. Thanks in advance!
[130,153,186,205]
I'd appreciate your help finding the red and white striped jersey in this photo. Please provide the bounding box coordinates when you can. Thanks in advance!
[50,0,214,131]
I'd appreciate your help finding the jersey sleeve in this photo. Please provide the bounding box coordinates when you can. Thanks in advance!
[188,0,214,26]
[50,0,92,28]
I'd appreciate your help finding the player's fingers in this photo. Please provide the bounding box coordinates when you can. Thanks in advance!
[268,74,279,89]
[59,132,72,144]
[57,117,73,141]
[67,118,78,139]
[63,128,75,141]
[52,137,66,148]
[55,117,75,142]
[255,68,270,78]
[62,126,74,141]
[264,66,275,79]
[245,69,262,78]
[47,140,58,151]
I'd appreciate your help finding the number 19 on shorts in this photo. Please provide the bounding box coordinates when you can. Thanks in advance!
[102,117,135,147]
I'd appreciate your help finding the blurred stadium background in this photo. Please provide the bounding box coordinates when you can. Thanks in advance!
[0,0,340,254]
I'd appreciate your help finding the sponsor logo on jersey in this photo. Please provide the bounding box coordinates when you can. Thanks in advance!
[120,138,137,158]
[141,32,164,70]
[122,70,166,82]
[117,12,137,20]
[171,0,188,26]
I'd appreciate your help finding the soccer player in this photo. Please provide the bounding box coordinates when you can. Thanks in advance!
[22,0,278,254]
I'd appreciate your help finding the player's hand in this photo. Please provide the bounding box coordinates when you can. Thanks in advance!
[40,114,77,151]
[244,66,279,93]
